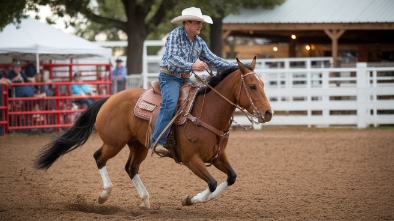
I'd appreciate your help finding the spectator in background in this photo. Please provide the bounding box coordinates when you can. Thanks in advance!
[24,61,37,80]
[6,61,38,134]
[71,72,94,107]
[34,70,52,98]
[112,58,127,93]
[6,61,35,97]
[33,70,53,110]
[33,71,54,133]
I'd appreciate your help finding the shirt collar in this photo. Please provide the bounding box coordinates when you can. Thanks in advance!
[181,26,195,42]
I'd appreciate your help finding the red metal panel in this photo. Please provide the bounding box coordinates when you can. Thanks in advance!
[1,62,113,135]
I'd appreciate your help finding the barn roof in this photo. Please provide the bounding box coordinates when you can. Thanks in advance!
[223,0,394,24]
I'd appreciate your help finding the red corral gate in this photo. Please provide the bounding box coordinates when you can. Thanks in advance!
[0,62,112,135]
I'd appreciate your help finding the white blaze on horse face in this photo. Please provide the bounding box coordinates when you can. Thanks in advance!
[132,174,150,209]
[254,75,265,90]
[98,166,113,204]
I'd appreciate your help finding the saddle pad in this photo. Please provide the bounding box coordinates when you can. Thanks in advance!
[133,83,199,125]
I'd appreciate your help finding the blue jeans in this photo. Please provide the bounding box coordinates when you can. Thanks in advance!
[151,72,186,148]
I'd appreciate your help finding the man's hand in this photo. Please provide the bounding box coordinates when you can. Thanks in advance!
[192,60,208,71]
[0,78,12,86]
[12,75,23,82]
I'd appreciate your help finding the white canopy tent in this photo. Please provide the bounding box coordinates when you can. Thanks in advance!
[0,18,111,67]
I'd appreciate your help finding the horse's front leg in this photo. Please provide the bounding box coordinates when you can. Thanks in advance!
[182,158,218,206]
[183,150,237,205]
[212,150,237,186]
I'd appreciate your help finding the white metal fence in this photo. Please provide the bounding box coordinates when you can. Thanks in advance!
[124,41,394,128]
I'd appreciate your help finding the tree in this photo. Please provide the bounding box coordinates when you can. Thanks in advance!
[0,0,38,31]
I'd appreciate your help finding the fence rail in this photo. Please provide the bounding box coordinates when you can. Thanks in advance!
[136,44,394,129]
[1,56,393,135]
[0,62,112,135]
[4,80,110,133]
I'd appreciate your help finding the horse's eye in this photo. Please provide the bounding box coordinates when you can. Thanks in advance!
[248,84,256,90]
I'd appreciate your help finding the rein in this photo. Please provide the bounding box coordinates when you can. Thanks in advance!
[193,70,262,127]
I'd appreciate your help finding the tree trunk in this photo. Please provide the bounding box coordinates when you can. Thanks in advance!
[125,23,147,75]
[209,17,224,57]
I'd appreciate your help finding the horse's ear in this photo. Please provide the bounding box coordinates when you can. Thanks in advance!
[250,56,257,70]
[236,58,247,74]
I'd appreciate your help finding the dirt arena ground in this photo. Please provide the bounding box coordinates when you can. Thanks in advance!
[0,127,393,221]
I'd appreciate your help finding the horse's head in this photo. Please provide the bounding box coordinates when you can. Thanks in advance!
[235,57,273,123]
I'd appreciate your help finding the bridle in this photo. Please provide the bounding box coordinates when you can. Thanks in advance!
[193,69,266,125]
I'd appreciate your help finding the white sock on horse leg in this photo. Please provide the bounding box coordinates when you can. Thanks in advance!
[191,188,211,204]
[207,181,228,201]
[99,166,113,191]
[98,166,113,203]
[132,174,150,208]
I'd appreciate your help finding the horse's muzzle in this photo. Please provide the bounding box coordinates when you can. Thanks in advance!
[258,110,273,123]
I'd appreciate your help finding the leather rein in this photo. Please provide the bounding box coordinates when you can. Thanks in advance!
[193,70,264,125]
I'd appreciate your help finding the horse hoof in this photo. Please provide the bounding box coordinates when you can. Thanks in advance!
[98,195,108,204]
[139,202,150,209]
[140,198,151,209]
[181,195,192,206]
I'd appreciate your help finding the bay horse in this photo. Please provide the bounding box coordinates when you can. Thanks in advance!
[34,57,272,208]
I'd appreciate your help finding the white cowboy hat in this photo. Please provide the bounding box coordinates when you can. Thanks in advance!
[171,7,213,24]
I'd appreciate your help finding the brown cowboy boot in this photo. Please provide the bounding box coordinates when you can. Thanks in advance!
[155,144,170,156]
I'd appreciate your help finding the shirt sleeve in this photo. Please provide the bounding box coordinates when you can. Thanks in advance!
[82,84,91,93]
[21,73,29,82]
[6,72,15,80]
[70,84,79,95]
[199,40,237,73]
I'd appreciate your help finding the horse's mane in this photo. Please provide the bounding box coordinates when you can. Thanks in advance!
[197,64,253,94]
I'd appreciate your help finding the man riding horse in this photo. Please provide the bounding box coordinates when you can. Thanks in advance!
[34,7,273,208]
[151,7,237,155]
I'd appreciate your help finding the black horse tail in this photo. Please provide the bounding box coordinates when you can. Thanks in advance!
[34,97,109,170]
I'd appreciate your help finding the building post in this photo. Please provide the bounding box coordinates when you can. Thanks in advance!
[324,30,345,67]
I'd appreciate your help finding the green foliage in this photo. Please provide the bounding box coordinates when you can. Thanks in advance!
[242,0,285,8]
[0,0,38,31]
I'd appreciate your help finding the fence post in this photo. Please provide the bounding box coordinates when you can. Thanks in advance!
[306,59,312,127]
[356,62,368,128]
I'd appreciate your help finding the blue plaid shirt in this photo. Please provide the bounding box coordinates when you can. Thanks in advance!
[161,26,235,77]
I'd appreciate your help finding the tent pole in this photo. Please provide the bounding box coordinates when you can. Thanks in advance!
[36,53,39,73]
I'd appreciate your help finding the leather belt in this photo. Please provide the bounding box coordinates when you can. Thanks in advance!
[161,67,191,79]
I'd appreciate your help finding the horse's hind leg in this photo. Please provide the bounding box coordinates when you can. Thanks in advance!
[125,141,150,208]
[94,143,124,204]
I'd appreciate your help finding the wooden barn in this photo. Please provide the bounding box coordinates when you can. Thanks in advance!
[222,0,394,66]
